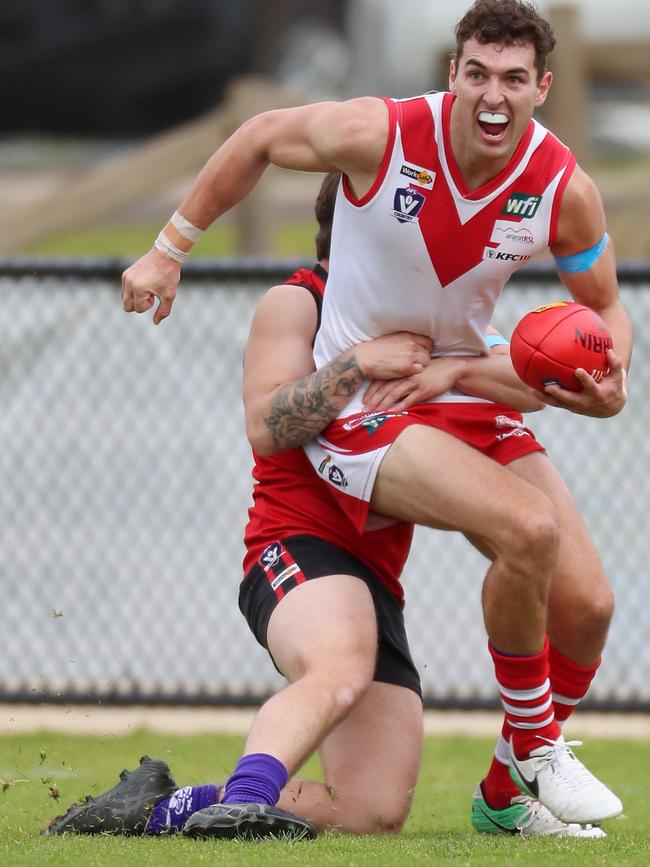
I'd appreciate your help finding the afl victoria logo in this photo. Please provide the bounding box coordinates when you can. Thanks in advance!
[259,542,284,569]
[392,187,425,224]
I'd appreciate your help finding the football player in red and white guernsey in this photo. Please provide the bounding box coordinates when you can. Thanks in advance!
[122,0,631,831]
[236,179,571,840]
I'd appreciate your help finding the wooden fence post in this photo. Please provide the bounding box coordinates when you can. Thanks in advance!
[546,5,587,162]
[222,78,306,256]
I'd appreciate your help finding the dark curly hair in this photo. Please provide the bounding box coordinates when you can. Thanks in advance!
[314,171,341,262]
[455,0,556,79]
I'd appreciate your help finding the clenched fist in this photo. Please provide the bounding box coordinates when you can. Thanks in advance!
[121,248,181,325]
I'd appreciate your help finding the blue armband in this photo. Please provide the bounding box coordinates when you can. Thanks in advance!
[485,333,509,348]
[554,233,609,273]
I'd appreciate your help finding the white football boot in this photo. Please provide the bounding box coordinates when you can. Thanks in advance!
[509,735,622,825]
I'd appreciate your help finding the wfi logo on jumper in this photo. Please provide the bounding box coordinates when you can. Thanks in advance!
[501,193,542,218]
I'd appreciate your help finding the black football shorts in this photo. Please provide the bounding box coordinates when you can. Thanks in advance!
[239,534,421,698]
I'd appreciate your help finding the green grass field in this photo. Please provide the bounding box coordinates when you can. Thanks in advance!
[0,730,647,866]
[26,218,318,259]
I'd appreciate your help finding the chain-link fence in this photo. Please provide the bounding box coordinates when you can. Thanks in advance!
[2,259,649,709]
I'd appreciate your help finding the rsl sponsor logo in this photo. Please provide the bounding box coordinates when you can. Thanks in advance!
[392,186,425,223]
[491,221,535,247]
[399,163,436,189]
[485,220,535,262]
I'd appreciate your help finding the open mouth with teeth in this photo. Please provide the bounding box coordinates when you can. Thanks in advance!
[477,111,509,140]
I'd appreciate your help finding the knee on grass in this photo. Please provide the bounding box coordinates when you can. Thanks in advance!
[325,790,413,834]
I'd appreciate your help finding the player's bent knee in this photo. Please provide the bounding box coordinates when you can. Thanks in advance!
[503,507,559,574]
[335,794,413,834]
[301,663,373,719]
[331,669,374,712]
[374,800,412,834]
[335,684,359,711]
[576,586,615,636]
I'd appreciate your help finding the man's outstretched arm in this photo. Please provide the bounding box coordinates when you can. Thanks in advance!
[121,98,388,324]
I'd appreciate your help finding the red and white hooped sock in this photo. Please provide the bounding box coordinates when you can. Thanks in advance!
[490,637,562,759]
[549,643,601,724]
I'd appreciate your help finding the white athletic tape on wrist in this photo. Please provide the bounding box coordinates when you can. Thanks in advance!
[154,232,187,264]
[170,211,203,243]
[154,212,204,264]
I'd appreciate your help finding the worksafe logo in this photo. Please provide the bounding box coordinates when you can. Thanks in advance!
[400,163,435,189]
[501,193,542,218]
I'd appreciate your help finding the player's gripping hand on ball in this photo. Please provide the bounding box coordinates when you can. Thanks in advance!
[122,248,181,326]
[535,348,627,418]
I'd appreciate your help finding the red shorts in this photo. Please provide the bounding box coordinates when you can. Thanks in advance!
[303,401,545,532]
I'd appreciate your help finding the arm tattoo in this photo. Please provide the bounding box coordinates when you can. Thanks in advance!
[264,351,364,451]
